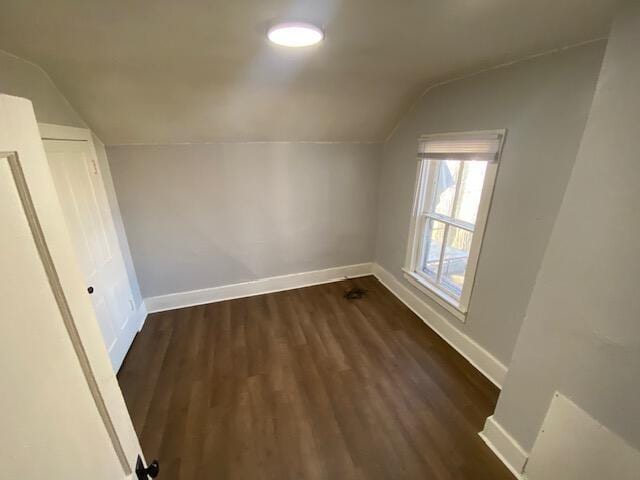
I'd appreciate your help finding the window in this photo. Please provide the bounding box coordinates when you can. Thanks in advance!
[404,130,505,321]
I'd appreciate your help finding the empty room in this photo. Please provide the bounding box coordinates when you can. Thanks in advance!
[2,1,639,479]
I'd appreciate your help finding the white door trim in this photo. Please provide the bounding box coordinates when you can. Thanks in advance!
[39,122,95,142]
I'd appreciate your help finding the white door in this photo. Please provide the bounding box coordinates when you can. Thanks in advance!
[0,94,140,478]
[43,137,138,371]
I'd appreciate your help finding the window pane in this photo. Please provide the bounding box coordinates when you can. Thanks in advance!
[421,219,445,280]
[455,161,487,225]
[431,160,460,217]
[440,226,473,298]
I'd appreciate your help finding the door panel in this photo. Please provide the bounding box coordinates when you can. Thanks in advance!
[94,295,117,351]
[0,154,125,480]
[0,93,140,479]
[44,139,137,371]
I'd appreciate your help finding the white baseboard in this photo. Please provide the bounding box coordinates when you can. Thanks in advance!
[480,415,528,478]
[135,300,148,331]
[144,262,507,389]
[144,261,518,476]
[371,263,507,388]
[144,263,373,313]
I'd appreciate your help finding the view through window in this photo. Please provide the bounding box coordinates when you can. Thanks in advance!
[421,160,487,298]
[404,131,504,319]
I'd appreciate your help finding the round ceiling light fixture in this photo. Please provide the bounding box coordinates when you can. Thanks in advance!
[267,22,324,47]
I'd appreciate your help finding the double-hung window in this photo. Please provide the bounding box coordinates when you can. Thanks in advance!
[404,130,505,321]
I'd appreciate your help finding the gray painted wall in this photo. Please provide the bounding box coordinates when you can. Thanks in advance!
[493,0,640,452]
[374,42,605,366]
[0,49,143,309]
[107,143,381,298]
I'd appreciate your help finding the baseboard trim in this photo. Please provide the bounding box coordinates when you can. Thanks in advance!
[144,262,507,389]
[478,415,529,480]
[371,263,507,388]
[480,416,528,478]
[144,263,374,313]
[135,301,148,331]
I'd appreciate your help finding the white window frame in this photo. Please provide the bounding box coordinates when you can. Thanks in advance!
[403,130,505,322]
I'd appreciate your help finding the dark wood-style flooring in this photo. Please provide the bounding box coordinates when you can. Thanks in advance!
[118,276,512,479]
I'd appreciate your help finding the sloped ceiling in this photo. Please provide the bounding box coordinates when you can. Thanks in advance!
[0,0,615,145]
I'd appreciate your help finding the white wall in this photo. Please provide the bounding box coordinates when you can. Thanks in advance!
[107,142,381,298]
[492,0,640,454]
[0,49,143,309]
[0,50,85,127]
[374,42,605,367]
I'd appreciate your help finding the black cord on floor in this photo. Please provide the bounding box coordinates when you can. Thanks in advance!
[344,287,367,299]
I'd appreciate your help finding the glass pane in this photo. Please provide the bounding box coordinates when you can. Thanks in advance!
[440,226,473,298]
[431,160,461,217]
[454,161,487,226]
[421,219,445,280]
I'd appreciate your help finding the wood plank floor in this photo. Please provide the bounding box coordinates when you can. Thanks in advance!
[118,276,512,479]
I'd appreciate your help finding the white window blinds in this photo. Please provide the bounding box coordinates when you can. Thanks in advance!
[418,131,504,162]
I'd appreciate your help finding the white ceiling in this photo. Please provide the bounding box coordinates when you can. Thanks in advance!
[0,0,615,145]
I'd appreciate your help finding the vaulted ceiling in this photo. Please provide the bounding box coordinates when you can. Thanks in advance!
[0,0,615,145]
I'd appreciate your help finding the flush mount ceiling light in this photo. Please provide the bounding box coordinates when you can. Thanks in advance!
[267,22,324,47]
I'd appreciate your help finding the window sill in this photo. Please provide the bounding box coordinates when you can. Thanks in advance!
[402,269,467,323]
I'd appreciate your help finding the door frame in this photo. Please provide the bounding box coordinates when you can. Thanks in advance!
[39,122,97,143]
[1,94,142,477]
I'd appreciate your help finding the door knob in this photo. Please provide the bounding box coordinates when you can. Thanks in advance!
[136,456,160,479]
[87,286,94,294]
